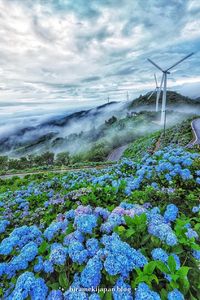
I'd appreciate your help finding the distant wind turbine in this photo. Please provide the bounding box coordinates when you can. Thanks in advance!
[126,91,129,101]
[147,52,194,124]
[147,73,161,112]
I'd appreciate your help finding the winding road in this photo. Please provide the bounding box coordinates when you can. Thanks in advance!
[188,118,200,147]
[107,144,128,161]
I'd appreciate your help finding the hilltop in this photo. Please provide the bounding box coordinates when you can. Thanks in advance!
[129,91,200,110]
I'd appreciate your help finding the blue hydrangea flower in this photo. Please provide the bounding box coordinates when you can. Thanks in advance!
[192,206,200,213]
[151,248,168,263]
[0,220,10,234]
[135,283,161,300]
[44,221,68,241]
[63,230,84,246]
[196,177,200,184]
[49,243,68,266]
[74,214,97,234]
[102,233,147,277]
[164,204,178,222]
[47,290,63,300]
[148,212,177,246]
[64,274,88,300]
[8,272,48,300]
[0,225,42,255]
[186,228,198,239]
[68,241,88,264]
[113,277,133,300]
[89,294,101,300]
[80,255,103,288]
[65,209,75,220]
[34,256,43,273]
[86,238,99,257]
[167,289,184,300]
[43,260,54,273]
[6,241,38,278]
[192,250,200,260]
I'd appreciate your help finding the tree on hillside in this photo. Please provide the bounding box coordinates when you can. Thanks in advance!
[0,156,8,170]
[56,152,70,166]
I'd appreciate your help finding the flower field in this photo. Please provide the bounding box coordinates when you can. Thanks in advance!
[0,146,200,299]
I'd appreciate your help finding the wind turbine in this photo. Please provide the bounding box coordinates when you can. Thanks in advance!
[147,52,194,124]
[126,91,129,101]
[147,73,161,112]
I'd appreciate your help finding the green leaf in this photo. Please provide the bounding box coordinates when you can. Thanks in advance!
[38,241,49,254]
[49,282,60,290]
[170,280,179,289]
[172,245,183,254]
[59,272,69,289]
[124,215,135,226]
[177,266,191,278]
[168,256,176,273]
[103,291,112,300]
[149,274,159,284]
[126,228,135,238]
[160,288,168,300]
[156,261,170,274]
[144,261,156,275]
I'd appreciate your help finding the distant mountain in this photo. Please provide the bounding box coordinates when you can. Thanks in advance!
[0,91,199,157]
[129,91,200,109]
[0,101,125,156]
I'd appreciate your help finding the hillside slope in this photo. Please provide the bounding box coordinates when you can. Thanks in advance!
[123,117,200,161]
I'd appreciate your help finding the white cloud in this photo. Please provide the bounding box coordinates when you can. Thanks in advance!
[0,0,199,118]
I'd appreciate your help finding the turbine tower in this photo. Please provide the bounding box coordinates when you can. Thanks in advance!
[147,73,161,112]
[147,52,194,124]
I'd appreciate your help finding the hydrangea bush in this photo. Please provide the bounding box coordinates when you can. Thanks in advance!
[0,146,200,299]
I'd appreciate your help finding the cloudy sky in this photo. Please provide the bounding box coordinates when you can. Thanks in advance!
[0,0,200,119]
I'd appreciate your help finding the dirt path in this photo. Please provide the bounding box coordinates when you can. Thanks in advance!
[107,144,129,161]
[0,165,109,180]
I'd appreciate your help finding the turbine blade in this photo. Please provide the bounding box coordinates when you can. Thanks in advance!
[154,73,158,87]
[166,52,194,72]
[147,58,164,72]
[147,89,156,100]
[156,73,164,101]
